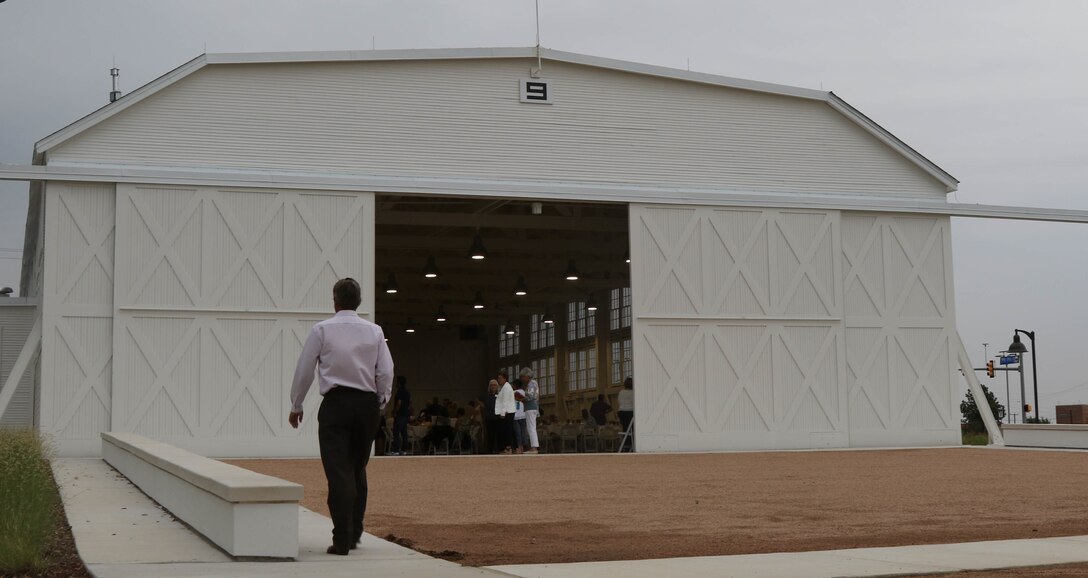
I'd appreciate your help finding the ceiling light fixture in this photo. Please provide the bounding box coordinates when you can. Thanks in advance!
[624,250,631,264]
[586,295,598,312]
[422,255,440,278]
[504,320,516,336]
[565,259,580,281]
[514,275,528,296]
[473,291,485,309]
[542,307,554,325]
[405,319,416,333]
[435,306,447,323]
[384,273,399,294]
[468,233,487,260]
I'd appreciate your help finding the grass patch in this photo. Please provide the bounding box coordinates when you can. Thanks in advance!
[961,431,989,446]
[0,429,57,575]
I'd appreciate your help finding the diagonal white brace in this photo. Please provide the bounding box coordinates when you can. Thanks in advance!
[0,315,42,419]
[954,331,1004,446]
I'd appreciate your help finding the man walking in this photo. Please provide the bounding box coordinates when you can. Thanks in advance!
[289,278,393,555]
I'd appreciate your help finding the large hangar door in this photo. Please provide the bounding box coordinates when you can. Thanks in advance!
[110,184,374,457]
[629,204,848,451]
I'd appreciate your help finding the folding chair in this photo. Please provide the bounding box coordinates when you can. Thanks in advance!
[382,424,394,455]
[598,426,618,452]
[451,429,468,455]
[582,427,599,452]
[618,419,635,453]
[560,425,580,453]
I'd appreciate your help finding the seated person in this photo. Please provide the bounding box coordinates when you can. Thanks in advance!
[581,408,597,430]
[421,419,455,453]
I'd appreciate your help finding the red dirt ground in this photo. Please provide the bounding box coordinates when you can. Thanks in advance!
[227,448,1088,569]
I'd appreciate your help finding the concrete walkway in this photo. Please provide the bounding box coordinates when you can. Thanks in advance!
[53,459,500,577]
[488,537,1088,577]
[55,458,1088,578]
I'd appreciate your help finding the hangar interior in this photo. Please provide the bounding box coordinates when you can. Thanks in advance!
[375,195,632,421]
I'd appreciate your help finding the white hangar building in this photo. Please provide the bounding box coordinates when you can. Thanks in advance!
[1,47,1005,457]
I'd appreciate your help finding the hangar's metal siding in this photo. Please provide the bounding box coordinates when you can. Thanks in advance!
[0,303,37,427]
[48,59,946,198]
[630,204,959,451]
[39,182,115,456]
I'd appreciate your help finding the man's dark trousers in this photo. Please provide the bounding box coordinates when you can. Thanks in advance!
[318,387,380,550]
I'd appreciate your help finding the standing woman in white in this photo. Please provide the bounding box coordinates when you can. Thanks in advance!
[494,370,517,454]
[520,368,540,454]
[288,278,394,555]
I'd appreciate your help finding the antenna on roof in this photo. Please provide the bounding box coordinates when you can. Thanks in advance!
[530,0,542,78]
[109,60,121,103]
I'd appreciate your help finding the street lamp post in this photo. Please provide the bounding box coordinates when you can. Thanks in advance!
[1000,351,1011,423]
[1007,330,1039,421]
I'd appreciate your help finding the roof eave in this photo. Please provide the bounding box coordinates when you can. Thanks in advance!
[827,92,959,193]
[34,54,209,155]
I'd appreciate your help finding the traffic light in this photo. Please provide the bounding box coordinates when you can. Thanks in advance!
[986,360,995,378]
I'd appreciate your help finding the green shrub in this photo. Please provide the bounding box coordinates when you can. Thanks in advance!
[960,383,1005,434]
[961,431,989,446]
[0,429,56,574]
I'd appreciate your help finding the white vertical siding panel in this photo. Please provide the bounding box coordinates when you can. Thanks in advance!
[631,203,848,451]
[51,59,946,197]
[39,182,115,456]
[109,184,373,456]
[0,305,37,427]
[842,213,958,447]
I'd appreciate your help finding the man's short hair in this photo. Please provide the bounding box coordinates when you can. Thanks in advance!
[497,370,509,380]
[333,278,362,310]
[396,375,407,387]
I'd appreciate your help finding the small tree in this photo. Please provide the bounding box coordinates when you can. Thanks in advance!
[961,384,1005,433]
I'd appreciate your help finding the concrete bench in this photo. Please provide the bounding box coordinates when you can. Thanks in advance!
[1001,424,1088,450]
[101,432,303,558]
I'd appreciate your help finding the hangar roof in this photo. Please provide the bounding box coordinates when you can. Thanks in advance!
[33,47,958,192]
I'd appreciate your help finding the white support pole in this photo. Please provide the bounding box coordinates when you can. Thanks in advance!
[0,316,42,419]
[954,331,1004,446]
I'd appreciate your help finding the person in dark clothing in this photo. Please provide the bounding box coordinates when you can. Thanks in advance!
[480,380,500,454]
[391,376,411,455]
[373,417,387,456]
[590,394,612,426]
[421,417,455,453]
[422,396,449,420]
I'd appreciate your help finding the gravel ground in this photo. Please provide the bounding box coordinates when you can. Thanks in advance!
[227,448,1088,568]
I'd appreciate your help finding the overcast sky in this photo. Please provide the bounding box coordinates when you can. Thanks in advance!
[2,0,1086,420]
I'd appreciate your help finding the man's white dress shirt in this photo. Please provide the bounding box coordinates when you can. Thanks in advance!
[290,310,394,413]
[495,382,516,416]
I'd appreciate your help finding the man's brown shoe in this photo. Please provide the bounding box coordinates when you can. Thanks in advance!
[327,545,350,555]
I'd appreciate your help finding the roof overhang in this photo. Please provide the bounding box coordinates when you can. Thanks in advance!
[31,47,958,192]
[2,163,1079,223]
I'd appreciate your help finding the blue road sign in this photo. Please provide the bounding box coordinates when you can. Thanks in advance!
[1000,354,1019,366]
